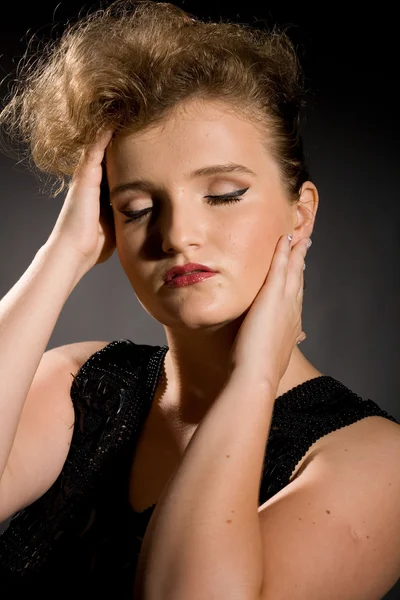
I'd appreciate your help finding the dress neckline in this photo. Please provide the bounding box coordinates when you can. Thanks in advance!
[129,345,339,516]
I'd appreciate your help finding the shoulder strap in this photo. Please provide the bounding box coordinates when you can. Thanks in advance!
[259,376,398,504]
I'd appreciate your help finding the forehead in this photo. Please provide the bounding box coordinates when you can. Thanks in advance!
[106,98,275,183]
[125,97,261,135]
[109,98,262,150]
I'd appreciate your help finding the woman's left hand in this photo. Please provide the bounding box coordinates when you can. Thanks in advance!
[230,234,311,391]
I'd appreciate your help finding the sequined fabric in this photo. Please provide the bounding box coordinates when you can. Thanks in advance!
[0,339,398,598]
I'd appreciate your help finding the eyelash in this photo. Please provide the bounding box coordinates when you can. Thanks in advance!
[121,187,249,224]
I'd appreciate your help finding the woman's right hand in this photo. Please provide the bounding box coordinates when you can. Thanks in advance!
[46,129,116,271]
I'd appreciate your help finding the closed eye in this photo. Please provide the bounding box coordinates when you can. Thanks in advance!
[120,187,249,224]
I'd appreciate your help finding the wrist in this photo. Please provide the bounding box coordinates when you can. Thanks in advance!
[229,365,279,397]
[37,239,90,286]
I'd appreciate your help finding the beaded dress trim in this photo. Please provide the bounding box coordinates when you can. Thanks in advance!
[0,339,398,596]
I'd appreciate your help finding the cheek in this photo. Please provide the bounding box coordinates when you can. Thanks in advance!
[115,234,146,285]
[115,222,145,261]
[225,210,282,275]
[115,234,131,268]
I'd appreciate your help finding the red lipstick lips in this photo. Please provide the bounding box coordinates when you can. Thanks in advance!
[163,263,217,286]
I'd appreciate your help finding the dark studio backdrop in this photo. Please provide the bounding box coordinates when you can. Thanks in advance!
[0,1,399,597]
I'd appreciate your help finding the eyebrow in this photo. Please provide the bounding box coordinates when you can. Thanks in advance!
[109,162,257,198]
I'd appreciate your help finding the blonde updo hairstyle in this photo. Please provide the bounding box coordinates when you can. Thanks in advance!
[0,0,310,199]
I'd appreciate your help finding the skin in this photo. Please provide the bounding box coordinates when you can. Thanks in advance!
[106,97,323,447]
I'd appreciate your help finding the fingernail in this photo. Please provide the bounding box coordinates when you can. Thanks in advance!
[288,234,293,242]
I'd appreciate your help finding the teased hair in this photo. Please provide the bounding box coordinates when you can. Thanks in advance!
[0,0,310,199]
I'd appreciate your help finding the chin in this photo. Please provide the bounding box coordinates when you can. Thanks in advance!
[144,298,249,332]
[135,281,256,328]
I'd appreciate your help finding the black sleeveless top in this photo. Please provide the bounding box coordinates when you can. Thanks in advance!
[0,339,398,598]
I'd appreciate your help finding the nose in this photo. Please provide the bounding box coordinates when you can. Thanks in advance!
[160,200,205,254]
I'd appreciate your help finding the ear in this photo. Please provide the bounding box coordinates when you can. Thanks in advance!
[292,181,319,241]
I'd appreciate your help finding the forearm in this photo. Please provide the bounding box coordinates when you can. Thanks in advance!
[134,369,276,600]
[0,241,86,482]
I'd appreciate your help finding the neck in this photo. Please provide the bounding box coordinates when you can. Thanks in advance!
[157,318,323,429]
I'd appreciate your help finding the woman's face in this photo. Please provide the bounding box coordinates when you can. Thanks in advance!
[106,98,295,329]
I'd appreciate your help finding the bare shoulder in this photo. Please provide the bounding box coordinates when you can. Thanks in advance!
[0,341,113,522]
[312,414,400,467]
[257,415,400,600]
[50,340,112,371]
[291,414,400,484]
[351,414,400,463]
[322,414,400,455]
[302,414,400,491]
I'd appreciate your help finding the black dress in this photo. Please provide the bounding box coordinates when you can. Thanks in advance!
[0,339,397,598]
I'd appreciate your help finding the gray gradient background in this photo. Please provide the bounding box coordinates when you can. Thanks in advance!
[0,2,399,597]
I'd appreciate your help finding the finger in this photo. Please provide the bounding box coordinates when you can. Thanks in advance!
[73,129,114,187]
[287,237,311,296]
[267,234,292,293]
[83,129,114,167]
[297,331,307,345]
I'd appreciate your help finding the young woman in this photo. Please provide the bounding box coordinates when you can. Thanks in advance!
[0,1,399,598]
